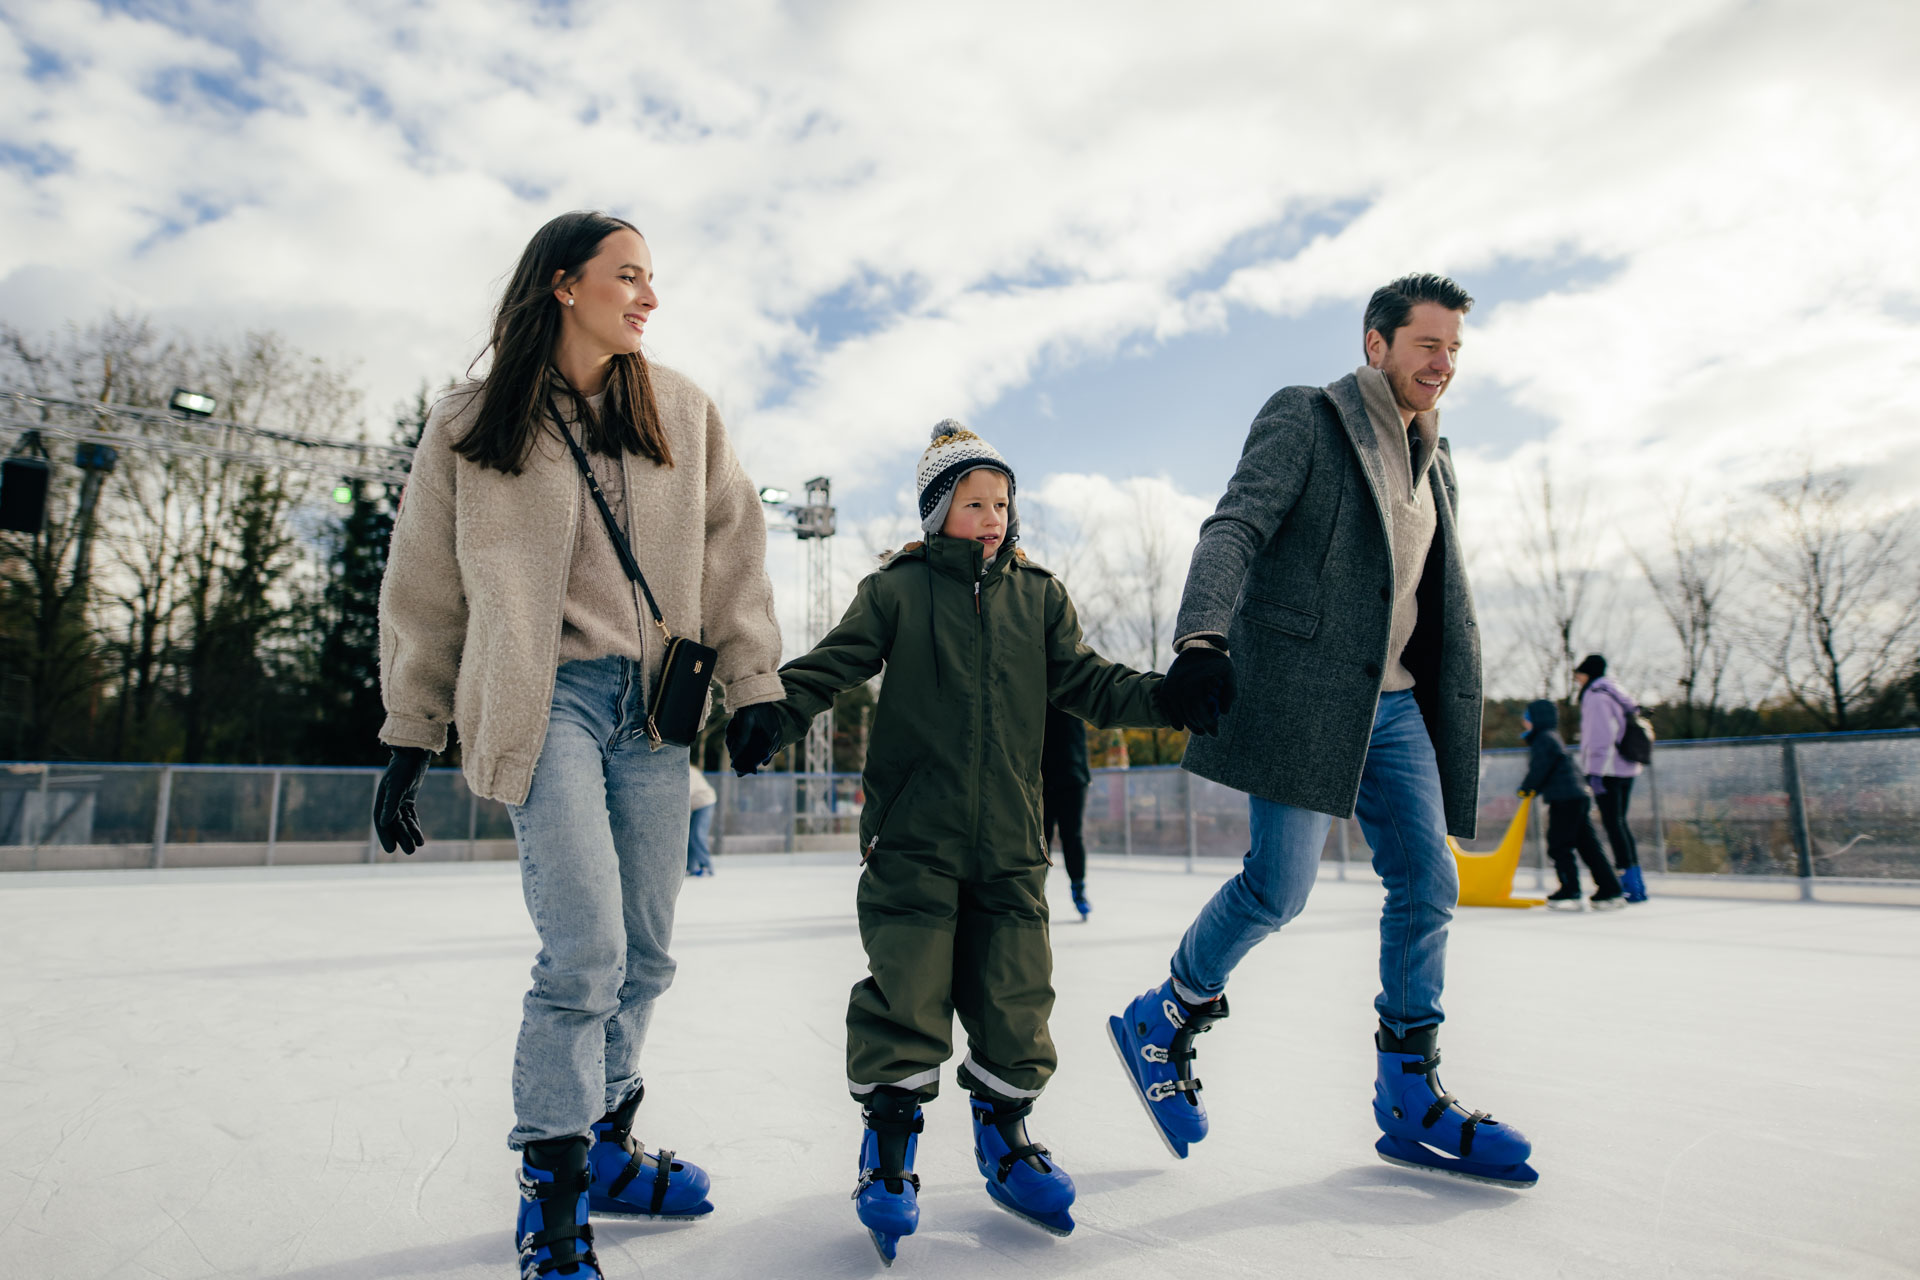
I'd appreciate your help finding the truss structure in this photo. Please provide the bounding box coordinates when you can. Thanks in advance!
[0,391,415,486]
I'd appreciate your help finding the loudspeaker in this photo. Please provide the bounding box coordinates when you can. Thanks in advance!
[1,455,51,533]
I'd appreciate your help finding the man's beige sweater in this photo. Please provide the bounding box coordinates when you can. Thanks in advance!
[1354,365,1439,693]
[378,364,784,804]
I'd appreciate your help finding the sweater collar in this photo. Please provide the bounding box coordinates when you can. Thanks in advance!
[1354,365,1439,490]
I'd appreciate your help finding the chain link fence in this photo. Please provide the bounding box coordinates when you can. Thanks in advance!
[5,730,1916,895]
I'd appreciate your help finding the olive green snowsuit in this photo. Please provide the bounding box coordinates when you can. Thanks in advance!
[770,533,1168,1103]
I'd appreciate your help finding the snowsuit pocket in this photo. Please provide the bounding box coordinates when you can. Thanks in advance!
[860,766,924,864]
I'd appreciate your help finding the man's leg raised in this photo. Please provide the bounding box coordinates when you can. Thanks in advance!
[1107,793,1327,1157]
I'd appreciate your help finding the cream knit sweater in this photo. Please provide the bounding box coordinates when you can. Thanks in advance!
[1354,365,1439,693]
[378,364,784,804]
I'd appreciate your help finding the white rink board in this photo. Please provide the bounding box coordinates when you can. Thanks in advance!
[1,858,1915,1280]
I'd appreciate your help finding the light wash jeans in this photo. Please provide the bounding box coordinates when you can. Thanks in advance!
[506,656,690,1149]
[686,804,714,874]
[1169,689,1458,1035]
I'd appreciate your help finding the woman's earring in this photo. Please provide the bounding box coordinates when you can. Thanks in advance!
[564,298,574,307]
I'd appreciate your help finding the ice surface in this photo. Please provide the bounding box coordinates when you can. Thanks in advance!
[1,857,1916,1279]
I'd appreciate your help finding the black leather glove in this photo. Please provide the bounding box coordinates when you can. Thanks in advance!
[373,746,430,855]
[1156,646,1238,736]
[726,703,785,776]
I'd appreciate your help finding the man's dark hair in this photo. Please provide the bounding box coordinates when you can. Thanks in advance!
[1363,273,1474,347]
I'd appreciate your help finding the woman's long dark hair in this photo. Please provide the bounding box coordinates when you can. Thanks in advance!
[455,210,671,473]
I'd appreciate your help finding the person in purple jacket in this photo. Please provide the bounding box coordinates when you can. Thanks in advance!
[1574,654,1647,902]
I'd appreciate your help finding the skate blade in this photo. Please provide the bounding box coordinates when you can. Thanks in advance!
[867,1227,900,1266]
[1375,1141,1538,1190]
[1590,898,1626,911]
[1546,900,1584,912]
[1106,1016,1189,1159]
[588,1196,714,1221]
[984,1183,1075,1237]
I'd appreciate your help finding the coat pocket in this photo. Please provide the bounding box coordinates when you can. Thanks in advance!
[1239,594,1321,639]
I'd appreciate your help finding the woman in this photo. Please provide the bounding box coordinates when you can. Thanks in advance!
[372,211,783,1279]
[1573,653,1648,902]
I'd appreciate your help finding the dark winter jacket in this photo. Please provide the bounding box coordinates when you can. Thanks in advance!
[1519,699,1589,804]
[1041,703,1091,791]
[769,534,1168,868]
[1173,372,1483,838]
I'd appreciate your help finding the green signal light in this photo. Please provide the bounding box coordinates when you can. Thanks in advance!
[332,484,354,504]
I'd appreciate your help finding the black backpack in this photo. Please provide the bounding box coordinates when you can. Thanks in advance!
[1598,684,1655,765]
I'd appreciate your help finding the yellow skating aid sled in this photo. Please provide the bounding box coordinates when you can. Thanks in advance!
[1449,796,1544,908]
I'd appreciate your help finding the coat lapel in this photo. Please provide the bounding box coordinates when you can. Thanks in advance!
[1325,372,1394,549]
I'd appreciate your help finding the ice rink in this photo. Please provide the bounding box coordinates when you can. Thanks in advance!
[2,856,1916,1280]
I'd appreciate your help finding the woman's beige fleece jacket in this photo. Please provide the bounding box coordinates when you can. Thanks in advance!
[377,364,784,805]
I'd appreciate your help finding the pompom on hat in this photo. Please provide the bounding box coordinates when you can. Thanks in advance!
[916,419,1016,538]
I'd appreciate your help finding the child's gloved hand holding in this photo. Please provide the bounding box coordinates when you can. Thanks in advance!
[1156,646,1237,736]
[726,702,785,775]
[1587,775,1606,794]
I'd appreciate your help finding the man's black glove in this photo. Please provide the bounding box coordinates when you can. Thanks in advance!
[1156,646,1237,736]
[726,703,785,776]
[373,746,430,855]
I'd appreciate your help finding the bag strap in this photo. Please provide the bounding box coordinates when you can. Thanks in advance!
[547,397,671,645]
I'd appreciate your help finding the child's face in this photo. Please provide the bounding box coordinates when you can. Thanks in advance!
[941,468,1009,552]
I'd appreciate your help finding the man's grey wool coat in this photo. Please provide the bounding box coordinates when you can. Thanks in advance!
[1177,371,1483,839]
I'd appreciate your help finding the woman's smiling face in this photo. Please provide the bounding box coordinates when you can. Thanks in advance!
[553,228,657,359]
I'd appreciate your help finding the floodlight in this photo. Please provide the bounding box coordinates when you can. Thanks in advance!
[758,486,790,505]
[169,388,217,417]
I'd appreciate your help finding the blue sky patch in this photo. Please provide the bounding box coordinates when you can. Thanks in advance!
[0,140,73,179]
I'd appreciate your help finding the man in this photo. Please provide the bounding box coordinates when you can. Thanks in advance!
[1108,274,1537,1188]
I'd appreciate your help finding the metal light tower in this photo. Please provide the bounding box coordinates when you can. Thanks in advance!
[760,477,837,830]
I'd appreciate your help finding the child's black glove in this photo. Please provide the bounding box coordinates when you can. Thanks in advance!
[726,703,784,775]
[1156,646,1237,736]
[373,746,430,855]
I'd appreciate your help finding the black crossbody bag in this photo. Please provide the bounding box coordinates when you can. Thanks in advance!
[549,400,717,750]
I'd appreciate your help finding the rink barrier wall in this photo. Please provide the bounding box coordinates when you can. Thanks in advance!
[3,728,1917,902]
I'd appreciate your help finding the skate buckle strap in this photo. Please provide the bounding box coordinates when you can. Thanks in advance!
[1145,1077,1201,1102]
[650,1149,674,1215]
[1141,1044,1170,1064]
[996,1142,1052,1182]
[518,1218,598,1279]
[853,1167,922,1197]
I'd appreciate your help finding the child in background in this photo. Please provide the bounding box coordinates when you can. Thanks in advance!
[1519,699,1624,911]
[725,421,1194,1263]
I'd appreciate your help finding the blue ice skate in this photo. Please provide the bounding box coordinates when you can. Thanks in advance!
[586,1087,713,1220]
[853,1089,923,1266]
[1621,865,1649,902]
[970,1097,1075,1235]
[1070,882,1091,921]
[1373,1024,1538,1189]
[1106,978,1229,1158]
[517,1136,604,1278]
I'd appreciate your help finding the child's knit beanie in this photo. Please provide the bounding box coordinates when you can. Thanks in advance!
[916,419,1016,537]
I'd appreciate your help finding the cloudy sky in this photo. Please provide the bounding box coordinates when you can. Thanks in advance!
[4,1,1917,695]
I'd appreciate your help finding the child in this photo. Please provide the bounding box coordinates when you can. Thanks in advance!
[726,421,1184,1262]
[1519,699,1624,911]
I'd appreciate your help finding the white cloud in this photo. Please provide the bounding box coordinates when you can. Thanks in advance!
[4,0,1918,703]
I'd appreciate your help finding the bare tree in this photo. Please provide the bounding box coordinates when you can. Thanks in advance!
[1509,463,1601,699]
[1751,469,1920,730]
[1632,497,1739,738]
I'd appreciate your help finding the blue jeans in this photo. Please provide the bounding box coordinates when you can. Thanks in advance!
[1169,689,1457,1035]
[506,656,691,1149]
[686,804,714,874]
